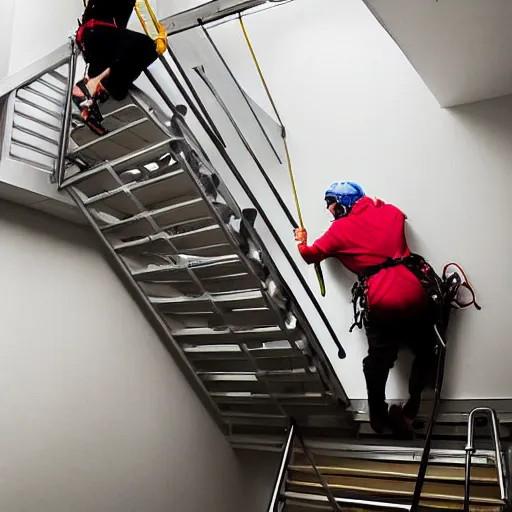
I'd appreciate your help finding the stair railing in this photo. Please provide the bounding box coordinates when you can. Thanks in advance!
[464,407,507,512]
[154,47,348,361]
[56,40,77,188]
[410,324,447,511]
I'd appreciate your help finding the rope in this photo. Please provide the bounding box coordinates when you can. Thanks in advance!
[238,14,326,296]
[135,0,167,55]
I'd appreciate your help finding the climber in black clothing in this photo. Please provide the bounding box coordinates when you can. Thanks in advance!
[73,0,158,135]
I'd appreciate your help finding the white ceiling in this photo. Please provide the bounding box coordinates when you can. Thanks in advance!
[365,0,512,107]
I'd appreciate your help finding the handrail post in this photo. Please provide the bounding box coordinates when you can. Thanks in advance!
[267,423,295,512]
[410,324,446,512]
[464,407,506,512]
[55,39,77,188]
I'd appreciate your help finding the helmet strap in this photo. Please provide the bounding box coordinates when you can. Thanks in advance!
[334,203,351,220]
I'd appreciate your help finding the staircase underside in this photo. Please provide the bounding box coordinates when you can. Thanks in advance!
[62,86,354,439]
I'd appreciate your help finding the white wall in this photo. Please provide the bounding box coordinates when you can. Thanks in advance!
[0,200,245,512]
[8,0,82,75]
[0,0,15,79]
[208,0,512,400]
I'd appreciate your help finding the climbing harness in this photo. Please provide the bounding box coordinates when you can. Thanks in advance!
[350,255,480,332]
[238,14,326,297]
[134,0,167,55]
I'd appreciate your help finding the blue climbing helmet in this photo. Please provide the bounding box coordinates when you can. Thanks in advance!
[324,181,365,208]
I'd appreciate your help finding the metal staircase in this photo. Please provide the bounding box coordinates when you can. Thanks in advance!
[1,36,511,512]
[59,78,355,440]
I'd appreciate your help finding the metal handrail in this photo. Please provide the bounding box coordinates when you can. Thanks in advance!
[464,407,507,512]
[267,423,295,512]
[410,324,446,511]
[142,64,350,405]
[158,47,347,360]
[56,40,77,187]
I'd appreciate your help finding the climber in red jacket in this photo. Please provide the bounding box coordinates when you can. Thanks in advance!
[295,182,440,438]
[73,0,158,135]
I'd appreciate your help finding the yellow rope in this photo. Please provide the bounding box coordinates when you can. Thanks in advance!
[238,14,325,296]
[135,0,167,55]
[238,14,304,229]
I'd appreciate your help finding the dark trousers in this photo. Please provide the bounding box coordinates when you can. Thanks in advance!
[81,25,158,101]
[363,307,437,421]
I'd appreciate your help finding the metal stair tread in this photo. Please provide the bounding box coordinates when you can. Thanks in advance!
[285,475,504,505]
[149,289,263,304]
[84,169,196,216]
[16,88,60,116]
[212,392,328,402]
[281,492,502,512]
[288,457,499,483]
[99,197,211,238]
[172,325,296,345]
[132,254,242,279]
[113,225,233,258]
[199,367,317,380]
[63,139,176,188]
[70,104,146,145]
[358,422,511,439]
[68,117,151,156]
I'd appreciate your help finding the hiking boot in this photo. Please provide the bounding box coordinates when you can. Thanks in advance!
[369,403,389,434]
[388,404,415,440]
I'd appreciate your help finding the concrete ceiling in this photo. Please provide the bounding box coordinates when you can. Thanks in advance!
[364,0,512,107]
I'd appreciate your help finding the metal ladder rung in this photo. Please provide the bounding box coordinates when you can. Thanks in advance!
[14,97,61,120]
[68,118,150,156]
[14,106,62,132]
[173,325,294,345]
[37,76,66,96]
[25,84,64,107]
[100,197,208,233]
[49,70,68,85]
[62,139,176,187]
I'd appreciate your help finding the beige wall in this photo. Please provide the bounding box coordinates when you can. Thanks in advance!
[0,200,245,512]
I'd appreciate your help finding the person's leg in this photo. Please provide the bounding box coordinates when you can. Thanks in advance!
[102,28,158,100]
[363,315,399,433]
[403,320,437,421]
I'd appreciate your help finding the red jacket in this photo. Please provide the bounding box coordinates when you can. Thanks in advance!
[298,197,426,311]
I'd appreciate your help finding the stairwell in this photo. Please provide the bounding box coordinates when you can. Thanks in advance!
[0,20,511,512]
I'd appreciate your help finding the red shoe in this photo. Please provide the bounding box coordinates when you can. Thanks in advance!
[72,79,107,136]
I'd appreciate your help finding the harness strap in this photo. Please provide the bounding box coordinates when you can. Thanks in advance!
[350,253,442,332]
[76,19,117,50]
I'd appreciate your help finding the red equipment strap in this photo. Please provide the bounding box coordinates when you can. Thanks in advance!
[442,262,482,310]
[76,19,117,46]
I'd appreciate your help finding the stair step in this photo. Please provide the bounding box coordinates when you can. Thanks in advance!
[69,117,166,166]
[289,456,498,483]
[100,198,212,239]
[285,473,503,505]
[132,256,246,282]
[113,225,234,258]
[358,422,511,439]
[16,88,61,118]
[84,167,200,217]
[64,138,175,190]
[71,103,146,146]
[282,491,503,512]
[173,326,297,346]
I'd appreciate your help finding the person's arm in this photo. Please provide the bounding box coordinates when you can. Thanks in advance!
[294,227,336,265]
